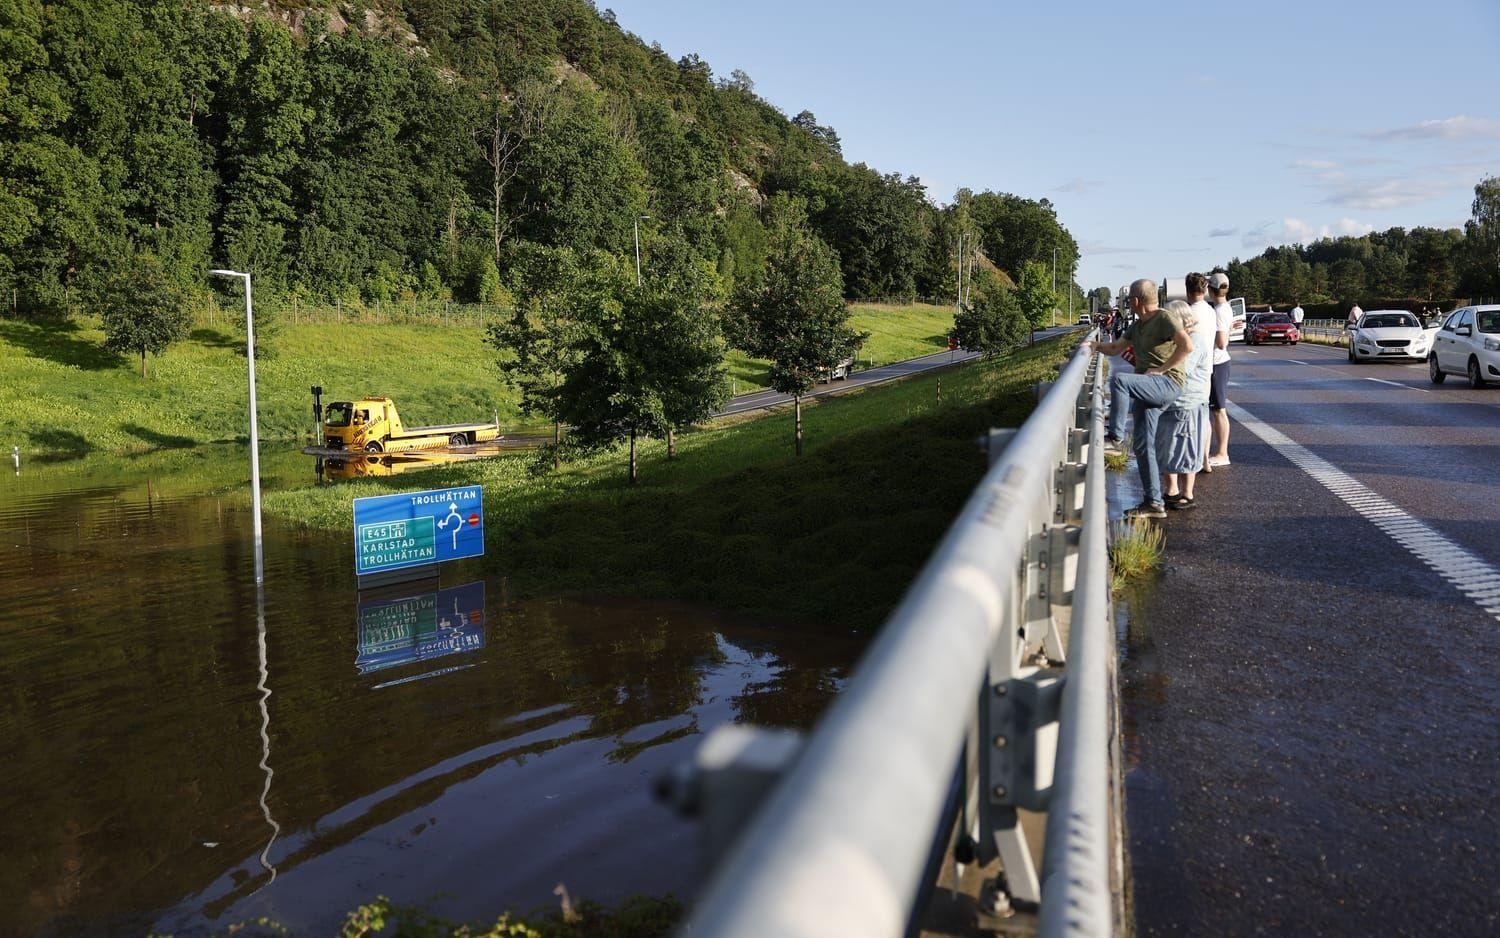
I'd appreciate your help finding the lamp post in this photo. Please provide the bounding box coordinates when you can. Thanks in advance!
[1052,245,1058,327]
[209,268,264,587]
[634,215,651,287]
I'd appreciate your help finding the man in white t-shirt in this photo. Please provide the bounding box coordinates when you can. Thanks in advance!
[1290,301,1305,325]
[1160,272,1219,507]
[1205,272,1232,468]
[1347,303,1363,326]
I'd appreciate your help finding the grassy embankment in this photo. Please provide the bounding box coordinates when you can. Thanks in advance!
[0,303,955,456]
[265,337,1074,630]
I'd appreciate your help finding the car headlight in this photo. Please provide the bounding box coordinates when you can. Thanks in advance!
[1485,337,1500,351]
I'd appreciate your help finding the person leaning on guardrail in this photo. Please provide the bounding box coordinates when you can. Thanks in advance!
[1158,298,1212,509]
[1088,278,1195,519]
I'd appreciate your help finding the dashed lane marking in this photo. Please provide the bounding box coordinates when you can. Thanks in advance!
[1288,359,1309,365]
[1364,376,1431,392]
[1228,401,1500,622]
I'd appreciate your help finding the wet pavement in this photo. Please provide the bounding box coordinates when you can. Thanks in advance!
[1118,342,1500,935]
[0,449,859,935]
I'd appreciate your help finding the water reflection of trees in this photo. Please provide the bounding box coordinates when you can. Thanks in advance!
[0,478,845,934]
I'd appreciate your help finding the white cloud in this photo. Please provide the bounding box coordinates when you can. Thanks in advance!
[1322,177,1452,210]
[1054,178,1104,194]
[1208,227,1238,238]
[1289,159,1339,170]
[1241,217,1374,249]
[1367,115,1500,141]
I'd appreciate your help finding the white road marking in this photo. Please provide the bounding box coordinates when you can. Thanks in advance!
[1364,376,1431,392]
[1288,359,1308,365]
[1243,349,1260,354]
[1228,402,1500,622]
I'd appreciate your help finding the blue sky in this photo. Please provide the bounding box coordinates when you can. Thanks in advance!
[606,0,1500,293]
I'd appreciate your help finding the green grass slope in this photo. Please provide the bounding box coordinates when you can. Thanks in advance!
[2,303,954,456]
[266,336,1069,630]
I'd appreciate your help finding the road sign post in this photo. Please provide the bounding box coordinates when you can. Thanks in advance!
[352,485,484,587]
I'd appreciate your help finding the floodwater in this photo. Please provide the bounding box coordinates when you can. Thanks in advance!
[0,447,859,936]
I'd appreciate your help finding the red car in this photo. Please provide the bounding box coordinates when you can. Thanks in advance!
[1246,313,1300,345]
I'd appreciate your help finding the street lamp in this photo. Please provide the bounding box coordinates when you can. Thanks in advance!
[634,215,651,287]
[209,268,264,587]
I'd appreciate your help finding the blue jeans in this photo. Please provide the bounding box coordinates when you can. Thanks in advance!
[1108,372,1183,506]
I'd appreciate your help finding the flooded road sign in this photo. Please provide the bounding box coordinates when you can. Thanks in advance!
[352,484,483,579]
[356,580,486,676]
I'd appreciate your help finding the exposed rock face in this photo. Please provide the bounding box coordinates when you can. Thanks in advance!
[209,1,420,49]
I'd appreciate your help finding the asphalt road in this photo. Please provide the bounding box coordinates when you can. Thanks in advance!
[1119,339,1500,936]
[715,325,1077,417]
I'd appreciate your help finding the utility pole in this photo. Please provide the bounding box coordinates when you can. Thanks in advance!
[1052,246,1058,327]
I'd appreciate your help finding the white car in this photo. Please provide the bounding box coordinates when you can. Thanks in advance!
[1430,305,1500,388]
[1228,297,1247,343]
[1346,310,1434,364]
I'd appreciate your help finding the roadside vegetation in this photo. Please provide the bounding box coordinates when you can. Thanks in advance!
[1109,518,1165,593]
[0,302,953,457]
[264,339,1076,630]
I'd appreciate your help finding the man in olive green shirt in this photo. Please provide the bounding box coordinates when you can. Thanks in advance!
[1089,278,1194,517]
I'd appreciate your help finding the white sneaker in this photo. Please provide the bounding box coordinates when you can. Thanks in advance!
[1207,455,1231,468]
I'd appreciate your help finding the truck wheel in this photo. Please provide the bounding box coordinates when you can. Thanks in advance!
[364,440,383,453]
[450,433,468,447]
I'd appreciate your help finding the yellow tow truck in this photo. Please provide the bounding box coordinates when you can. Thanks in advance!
[321,397,501,453]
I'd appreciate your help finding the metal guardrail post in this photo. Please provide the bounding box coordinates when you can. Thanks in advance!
[673,337,1118,938]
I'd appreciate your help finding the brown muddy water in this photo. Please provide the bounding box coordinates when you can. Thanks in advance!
[0,447,859,936]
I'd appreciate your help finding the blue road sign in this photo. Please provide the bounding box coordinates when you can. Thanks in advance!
[356,580,486,675]
[352,484,484,576]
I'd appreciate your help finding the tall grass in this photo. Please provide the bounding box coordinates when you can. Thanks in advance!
[1110,517,1164,593]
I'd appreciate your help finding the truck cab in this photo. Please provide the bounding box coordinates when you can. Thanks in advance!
[324,398,403,452]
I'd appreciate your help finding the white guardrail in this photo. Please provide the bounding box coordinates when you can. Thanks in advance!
[661,336,1121,937]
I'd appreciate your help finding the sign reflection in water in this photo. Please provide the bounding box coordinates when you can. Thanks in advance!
[356,580,487,680]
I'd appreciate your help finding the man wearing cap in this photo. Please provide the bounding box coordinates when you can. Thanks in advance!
[1089,278,1195,519]
[1206,271,1233,467]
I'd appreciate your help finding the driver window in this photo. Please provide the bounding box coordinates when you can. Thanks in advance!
[1442,311,1461,331]
[1459,311,1474,330]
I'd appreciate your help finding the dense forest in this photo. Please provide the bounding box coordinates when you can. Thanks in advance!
[1218,176,1500,312]
[0,0,1081,316]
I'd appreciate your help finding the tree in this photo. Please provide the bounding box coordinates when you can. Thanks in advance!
[488,243,591,469]
[1015,260,1058,342]
[551,243,728,482]
[218,18,311,285]
[733,201,863,455]
[953,269,1026,357]
[1329,258,1366,305]
[97,252,191,376]
[472,75,557,266]
[1461,176,1500,298]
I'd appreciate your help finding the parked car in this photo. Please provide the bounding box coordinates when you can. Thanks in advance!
[1429,304,1500,388]
[1228,297,1247,343]
[1079,313,1091,326]
[1245,313,1300,345]
[1346,310,1433,364]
